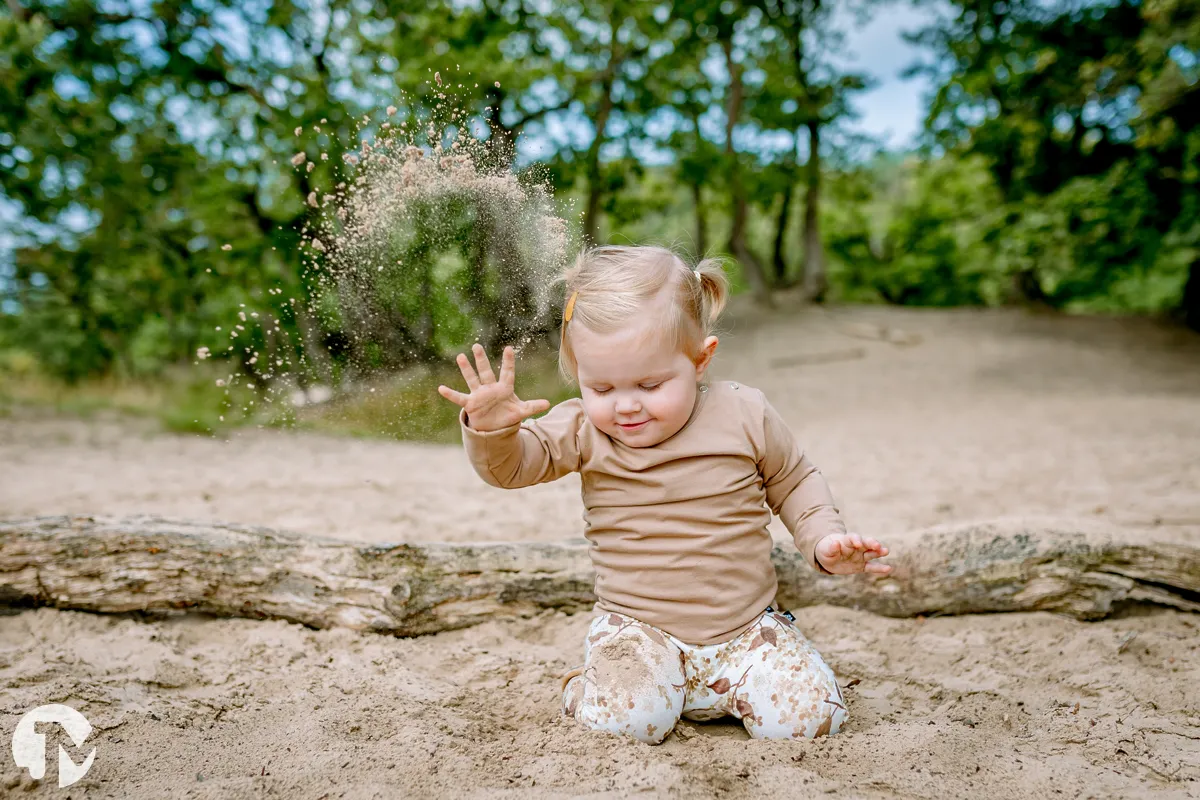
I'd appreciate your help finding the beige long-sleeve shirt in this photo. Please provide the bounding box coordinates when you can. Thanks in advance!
[459,380,846,645]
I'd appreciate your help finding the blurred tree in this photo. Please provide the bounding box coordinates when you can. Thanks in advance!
[0,0,379,380]
[654,0,871,303]
[822,152,1008,305]
[1140,0,1200,329]
[568,1,657,245]
[0,0,580,380]
[622,7,722,258]
[752,0,870,298]
[3,0,1194,398]
[658,65,725,259]
[711,1,773,303]
[355,0,577,361]
[643,0,775,302]
[910,0,1200,323]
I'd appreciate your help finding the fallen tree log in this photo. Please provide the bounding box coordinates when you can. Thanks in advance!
[0,516,1196,636]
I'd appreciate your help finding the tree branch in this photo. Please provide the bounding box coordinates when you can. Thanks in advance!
[510,97,575,131]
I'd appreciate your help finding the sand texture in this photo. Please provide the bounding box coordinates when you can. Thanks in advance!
[1,304,1198,798]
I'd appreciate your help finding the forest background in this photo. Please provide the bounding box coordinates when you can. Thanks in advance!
[1,0,1197,439]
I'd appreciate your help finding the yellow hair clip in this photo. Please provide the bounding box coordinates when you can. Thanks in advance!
[560,290,578,351]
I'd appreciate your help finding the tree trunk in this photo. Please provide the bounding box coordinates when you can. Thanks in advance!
[687,106,708,258]
[582,90,615,244]
[1181,256,1200,332]
[722,38,772,306]
[802,119,827,302]
[1011,268,1052,306]
[692,181,707,257]
[583,40,620,245]
[773,173,795,285]
[2,516,1197,637]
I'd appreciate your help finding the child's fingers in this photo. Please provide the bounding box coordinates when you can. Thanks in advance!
[863,537,882,551]
[523,397,550,416]
[848,533,864,551]
[472,343,497,384]
[455,353,481,391]
[500,346,516,386]
[864,562,893,575]
[437,385,469,407]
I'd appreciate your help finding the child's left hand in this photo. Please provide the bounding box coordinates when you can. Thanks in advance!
[815,533,892,575]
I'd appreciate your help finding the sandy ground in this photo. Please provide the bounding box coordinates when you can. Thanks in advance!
[1,304,1199,798]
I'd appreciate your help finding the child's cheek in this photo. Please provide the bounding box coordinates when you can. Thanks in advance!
[581,394,613,431]
[647,386,683,428]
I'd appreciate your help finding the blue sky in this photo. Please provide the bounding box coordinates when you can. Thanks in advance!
[833,2,937,149]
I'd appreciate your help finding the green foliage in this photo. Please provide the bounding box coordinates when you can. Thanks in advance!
[907,0,1200,317]
[288,345,577,444]
[1,0,1198,437]
[823,153,1004,305]
[0,354,255,434]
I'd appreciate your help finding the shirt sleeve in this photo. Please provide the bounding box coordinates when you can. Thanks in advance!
[758,394,845,574]
[460,399,586,488]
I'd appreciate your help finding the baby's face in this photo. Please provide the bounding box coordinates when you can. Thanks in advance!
[570,321,714,448]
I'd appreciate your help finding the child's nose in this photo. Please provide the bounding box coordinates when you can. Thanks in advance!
[615,395,641,414]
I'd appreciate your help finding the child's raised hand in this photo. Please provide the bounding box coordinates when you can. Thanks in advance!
[437,344,551,432]
[815,533,892,576]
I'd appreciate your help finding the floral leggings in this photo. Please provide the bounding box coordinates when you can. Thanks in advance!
[561,607,848,744]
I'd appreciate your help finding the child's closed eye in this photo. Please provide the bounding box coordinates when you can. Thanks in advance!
[589,383,660,394]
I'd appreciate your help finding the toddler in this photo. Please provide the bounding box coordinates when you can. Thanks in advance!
[438,245,890,744]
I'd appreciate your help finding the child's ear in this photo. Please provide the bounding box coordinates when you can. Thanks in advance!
[694,336,719,377]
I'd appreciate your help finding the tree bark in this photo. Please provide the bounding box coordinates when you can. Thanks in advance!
[1011,267,1053,307]
[2,516,1196,638]
[802,119,827,302]
[582,37,620,245]
[1181,256,1200,332]
[691,181,707,257]
[582,89,615,244]
[773,170,795,285]
[686,106,708,258]
[721,38,772,306]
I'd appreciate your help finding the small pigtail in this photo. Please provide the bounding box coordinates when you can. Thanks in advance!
[693,257,730,325]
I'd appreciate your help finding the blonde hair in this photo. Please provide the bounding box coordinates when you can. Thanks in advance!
[557,245,730,382]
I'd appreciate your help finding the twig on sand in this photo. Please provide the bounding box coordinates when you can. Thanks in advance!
[835,322,923,347]
[769,347,866,369]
